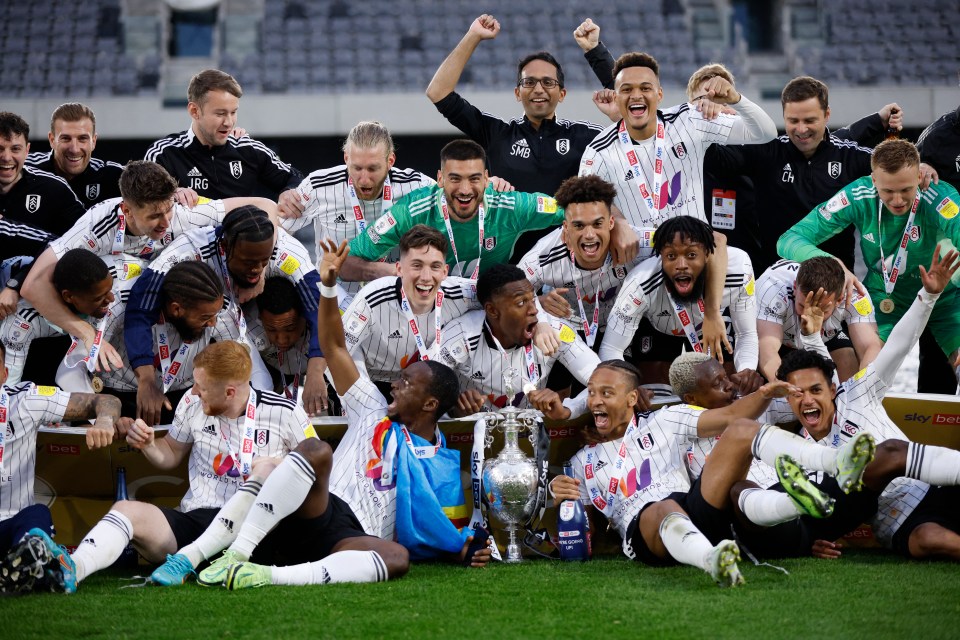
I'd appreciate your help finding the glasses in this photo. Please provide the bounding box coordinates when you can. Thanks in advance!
[517,77,561,89]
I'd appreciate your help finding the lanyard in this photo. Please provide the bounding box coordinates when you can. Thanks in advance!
[877,193,921,295]
[380,418,443,484]
[439,194,484,280]
[571,253,611,348]
[218,390,258,480]
[399,285,444,361]
[0,389,7,477]
[670,295,706,353]
[156,314,193,392]
[583,416,638,514]
[346,174,393,236]
[616,118,666,225]
[216,244,248,341]
[277,349,302,401]
[485,320,538,386]
[64,311,111,373]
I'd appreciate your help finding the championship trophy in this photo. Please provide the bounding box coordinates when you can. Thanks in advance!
[479,368,542,562]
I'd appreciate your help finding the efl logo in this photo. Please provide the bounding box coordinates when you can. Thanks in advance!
[933,413,960,424]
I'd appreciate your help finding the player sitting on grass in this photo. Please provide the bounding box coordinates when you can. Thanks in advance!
[171,239,490,590]
[28,341,312,594]
[0,345,120,594]
[733,248,960,561]
[534,357,875,587]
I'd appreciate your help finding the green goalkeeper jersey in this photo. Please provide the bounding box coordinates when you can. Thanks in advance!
[778,176,960,311]
[349,184,564,276]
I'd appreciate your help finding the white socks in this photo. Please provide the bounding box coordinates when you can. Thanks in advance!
[658,512,714,571]
[180,476,264,568]
[71,510,134,583]
[906,442,960,486]
[738,487,803,526]
[231,452,316,560]
[751,424,838,475]
[270,550,389,586]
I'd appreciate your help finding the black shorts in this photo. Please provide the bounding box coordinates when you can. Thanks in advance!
[630,315,734,363]
[623,478,732,567]
[251,493,372,566]
[825,327,853,352]
[735,476,880,558]
[161,507,219,550]
[891,485,960,558]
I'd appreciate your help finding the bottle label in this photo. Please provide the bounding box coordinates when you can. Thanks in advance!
[559,502,576,522]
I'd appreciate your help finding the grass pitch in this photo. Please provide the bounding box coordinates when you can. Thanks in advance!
[5,551,958,640]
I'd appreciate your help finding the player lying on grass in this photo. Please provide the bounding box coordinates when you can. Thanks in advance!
[732,248,960,561]
[153,239,491,590]
[533,357,874,587]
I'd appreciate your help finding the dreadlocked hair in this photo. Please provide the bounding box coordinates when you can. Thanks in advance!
[53,249,110,294]
[161,261,224,306]
[218,205,275,257]
[653,215,715,256]
[669,351,714,399]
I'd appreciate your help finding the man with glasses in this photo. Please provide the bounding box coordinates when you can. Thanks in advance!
[427,15,605,259]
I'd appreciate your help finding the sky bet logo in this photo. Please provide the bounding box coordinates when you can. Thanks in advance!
[904,412,960,424]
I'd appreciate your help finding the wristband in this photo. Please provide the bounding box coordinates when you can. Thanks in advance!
[319,283,338,299]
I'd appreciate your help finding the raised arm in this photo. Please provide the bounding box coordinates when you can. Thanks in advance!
[317,239,363,395]
[426,15,500,103]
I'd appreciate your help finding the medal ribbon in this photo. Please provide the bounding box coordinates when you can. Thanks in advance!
[485,320,538,386]
[156,314,194,392]
[347,174,393,236]
[571,253,611,348]
[399,284,444,361]
[0,389,8,477]
[219,390,258,480]
[439,194,484,280]
[216,243,247,342]
[583,415,638,514]
[877,192,921,295]
[670,295,706,353]
[616,118,667,225]
[277,349,302,401]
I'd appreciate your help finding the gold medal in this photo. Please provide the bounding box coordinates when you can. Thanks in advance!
[91,376,104,393]
[879,298,895,314]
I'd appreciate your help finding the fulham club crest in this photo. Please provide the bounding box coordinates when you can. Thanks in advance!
[672,142,687,159]
[255,428,270,446]
[484,236,497,251]
[637,432,655,451]
[230,160,243,179]
[828,161,842,179]
[86,184,100,200]
[25,194,41,213]
[556,138,570,155]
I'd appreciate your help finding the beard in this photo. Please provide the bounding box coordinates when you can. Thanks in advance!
[168,314,206,342]
[663,271,707,302]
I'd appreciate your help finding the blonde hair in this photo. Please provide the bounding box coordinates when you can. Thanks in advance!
[343,121,394,156]
[669,352,714,398]
[686,63,735,100]
[192,341,252,384]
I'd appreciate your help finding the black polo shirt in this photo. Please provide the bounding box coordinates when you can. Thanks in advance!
[0,165,86,236]
[433,91,603,196]
[709,133,874,272]
[144,127,303,199]
[917,106,960,187]
[26,151,123,209]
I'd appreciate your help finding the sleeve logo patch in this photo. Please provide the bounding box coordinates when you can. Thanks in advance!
[34,385,57,396]
[852,296,873,316]
[744,278,755,296]
[277,252,300,275]
[936,197,959,220]
[374,213,397,234]
[558,325,576,343]
[536,197,558,214]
